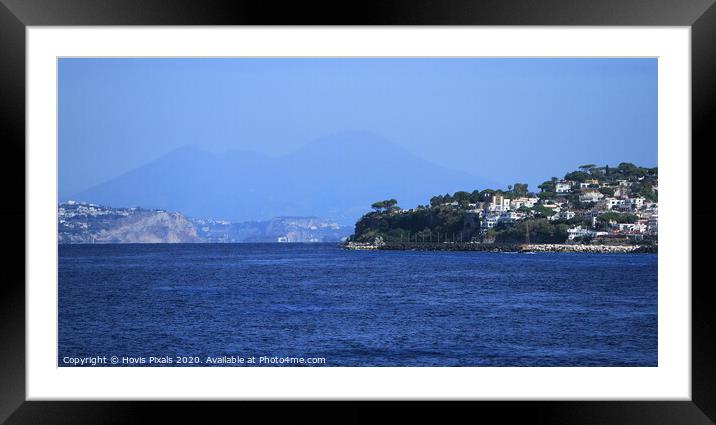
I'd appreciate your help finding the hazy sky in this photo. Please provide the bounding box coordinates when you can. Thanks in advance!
[59,58,657,198]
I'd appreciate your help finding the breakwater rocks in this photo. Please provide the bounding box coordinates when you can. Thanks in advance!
[343,241,657,254]
[519,244,657,254]
[343,241,384,250]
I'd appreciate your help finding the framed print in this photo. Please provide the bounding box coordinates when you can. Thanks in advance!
[2,0,715,423]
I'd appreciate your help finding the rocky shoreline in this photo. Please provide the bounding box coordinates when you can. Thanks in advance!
[343,241,657,254]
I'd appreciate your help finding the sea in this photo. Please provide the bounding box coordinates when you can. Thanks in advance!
[58,243,657,367]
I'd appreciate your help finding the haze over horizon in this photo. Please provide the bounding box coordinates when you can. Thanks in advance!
[68,131,492,224]
[59,58,657,222]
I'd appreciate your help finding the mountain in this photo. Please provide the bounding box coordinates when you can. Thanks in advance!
[193,216,351,243]
[70,131,489,223]
[58,201,201,244]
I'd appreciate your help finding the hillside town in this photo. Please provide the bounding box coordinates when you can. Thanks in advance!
[350,163,658,248]
[58,200,138,231]
[468,175,657,244]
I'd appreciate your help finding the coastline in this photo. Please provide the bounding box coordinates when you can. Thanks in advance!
[343,241,657,254]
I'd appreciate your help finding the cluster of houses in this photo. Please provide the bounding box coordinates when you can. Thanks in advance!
[59,200,140,218]
[425,176,658,243]
[58,200,137,229]
[470,195,538,230]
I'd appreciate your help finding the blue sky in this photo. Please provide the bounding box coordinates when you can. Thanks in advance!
[59,58,657,199]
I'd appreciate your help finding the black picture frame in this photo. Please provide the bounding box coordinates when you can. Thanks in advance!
[1,1,713,423]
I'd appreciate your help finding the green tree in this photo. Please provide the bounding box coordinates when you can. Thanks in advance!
[452,191,472,206]
[513,183,529,196]
[578,164,596,174]
[479,189,496,202]
[371,201,386,211]
[538,178,557,193]
[492,218,568,244]
[599,187,615,197]
[564,171,591,182]
[632,181,658,202]
[371,199,399,212]
[617,162,638,174]
[532,204,557,217]
[469,190,481,203]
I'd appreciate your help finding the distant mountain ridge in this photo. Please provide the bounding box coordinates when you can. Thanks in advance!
[194,216,351,243]
[69,131,488,223]
[58,201,350,244]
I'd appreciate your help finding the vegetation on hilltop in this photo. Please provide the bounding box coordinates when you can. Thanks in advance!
[354,202,469,243]
[538,162,658,201]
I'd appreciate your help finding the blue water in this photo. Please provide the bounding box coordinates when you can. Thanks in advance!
[58,243,657,366]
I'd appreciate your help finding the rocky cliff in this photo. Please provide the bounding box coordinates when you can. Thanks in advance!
[90,211,201,243]
[58,202,201,244]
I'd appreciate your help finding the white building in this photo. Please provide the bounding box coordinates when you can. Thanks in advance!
[481,213,501,230]
[488,195,511,212]
[626,197,645,209]
[499,211,526,223]
[604,197,626,210]
[510,197,539,209]
[567,226,607,240]
[614,223,641,233]
[555,181,572,193]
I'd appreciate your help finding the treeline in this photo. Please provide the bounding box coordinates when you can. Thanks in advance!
[486,219,569,244]
[354,204,469,243]
[428,183,531,208]
[352,208,590,244]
